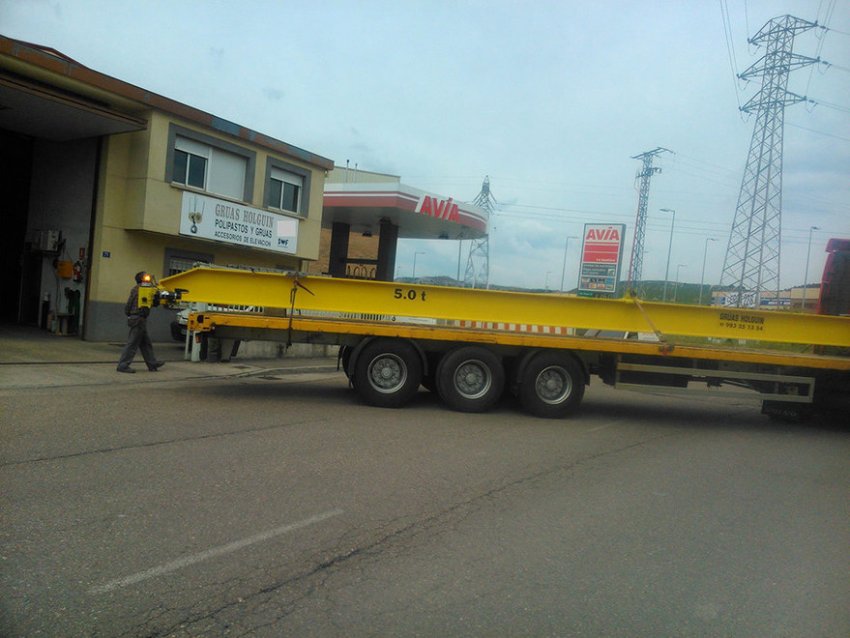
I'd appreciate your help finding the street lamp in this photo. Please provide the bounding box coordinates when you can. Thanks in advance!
[412,251,425,281]
[660,208,676,302]
[802,226,819,312]
[560,235,578,292]
[673,263,686,302]
[698,237,717,305]
[456,237,463,283]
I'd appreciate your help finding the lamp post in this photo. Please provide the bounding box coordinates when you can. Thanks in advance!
[802,225,819,312]
[673,263,686,302]
[560,235,578,292]
[660,208,676,302]
[698,237,717,305]
[412,251,425,281]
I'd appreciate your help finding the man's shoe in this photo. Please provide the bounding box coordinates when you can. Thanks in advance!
[117,367,136,374]
[148,361,165,371]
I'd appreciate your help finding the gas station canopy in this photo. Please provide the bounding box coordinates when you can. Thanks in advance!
[323,181,488,240]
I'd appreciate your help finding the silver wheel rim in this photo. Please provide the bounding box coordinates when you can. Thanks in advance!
[367,354,407,394]
[535,365,572,405]
[453,359,492,400]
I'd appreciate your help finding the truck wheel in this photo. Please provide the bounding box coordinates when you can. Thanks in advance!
[354,339,422,408]
[520,352,584,418]
[436,346,505,413]
[339,346,356,388]
[421,373,438,393]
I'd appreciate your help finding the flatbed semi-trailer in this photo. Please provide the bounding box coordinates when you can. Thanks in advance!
[155,267,850,419]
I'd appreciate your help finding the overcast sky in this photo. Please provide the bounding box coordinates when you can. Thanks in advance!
[3,0,848,291]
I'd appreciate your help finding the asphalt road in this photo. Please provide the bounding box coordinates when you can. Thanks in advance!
[1,369,848,637]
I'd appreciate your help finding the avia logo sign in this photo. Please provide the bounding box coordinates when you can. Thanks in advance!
[581,223,625,266]
[585,226,621,242]
[416,195,460,222]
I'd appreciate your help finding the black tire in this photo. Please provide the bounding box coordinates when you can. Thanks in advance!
[353,339,422,408]
[421,373,438,393]
[436,346,505,413]
[170,321,185,342]
[421,354,442,393]
[339,346,357,389]
[519,351,585,418]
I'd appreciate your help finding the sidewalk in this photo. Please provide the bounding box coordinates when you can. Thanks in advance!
[0,324,339,390]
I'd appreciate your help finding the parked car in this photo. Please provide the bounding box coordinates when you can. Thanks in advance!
[170,307,189,341]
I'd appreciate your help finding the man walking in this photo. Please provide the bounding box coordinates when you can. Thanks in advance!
[117,271,165,373]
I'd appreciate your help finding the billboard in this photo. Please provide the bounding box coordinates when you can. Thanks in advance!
[578,224,626,295]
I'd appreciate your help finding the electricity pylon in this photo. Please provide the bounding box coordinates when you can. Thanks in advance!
[464,176,495,288]
[720,15,820,307]
[627,147,672,296]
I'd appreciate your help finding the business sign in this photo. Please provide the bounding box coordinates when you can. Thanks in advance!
[179,192,298,254]
[722,290,758,308]
[415,195,460,222]
[578,223,625,294]
[760,298,792,308]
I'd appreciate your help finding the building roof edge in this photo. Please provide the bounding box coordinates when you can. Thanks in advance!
[0,34,335,170]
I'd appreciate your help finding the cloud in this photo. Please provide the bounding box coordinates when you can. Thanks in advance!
[263,88,284,102]
[208,47,224,67]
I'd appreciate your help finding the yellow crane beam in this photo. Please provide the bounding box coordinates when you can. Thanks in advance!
[161,267,850,348]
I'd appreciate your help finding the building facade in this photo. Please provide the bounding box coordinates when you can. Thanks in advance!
[1,36,333,340]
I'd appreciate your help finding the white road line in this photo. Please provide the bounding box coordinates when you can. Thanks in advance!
[89,508,344,595]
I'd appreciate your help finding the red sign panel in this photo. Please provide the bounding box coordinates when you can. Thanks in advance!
[581,226,623,263]
[578,224,626,294]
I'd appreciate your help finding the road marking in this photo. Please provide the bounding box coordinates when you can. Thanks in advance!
[89,508,344,595]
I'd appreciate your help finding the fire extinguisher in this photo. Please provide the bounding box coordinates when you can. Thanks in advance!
[72,260,84,283]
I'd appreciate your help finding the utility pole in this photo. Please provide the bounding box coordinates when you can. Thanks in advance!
[720,15,820,307]
[699,237,717,305]
[801,225,819,311]
[627,147,672,297]
[464,176,496,289]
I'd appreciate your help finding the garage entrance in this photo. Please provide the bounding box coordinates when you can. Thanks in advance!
[0,129,34,324]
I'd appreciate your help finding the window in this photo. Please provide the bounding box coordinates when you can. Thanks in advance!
[172,136,246,200]
[173,138,208,189]
[264,159,311,217]
[167,125,256,202]
[167,256,204,277]
[164,248,213,277]
[269,168,303,213]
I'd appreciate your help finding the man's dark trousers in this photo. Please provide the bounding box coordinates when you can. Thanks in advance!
[118,318,157,370]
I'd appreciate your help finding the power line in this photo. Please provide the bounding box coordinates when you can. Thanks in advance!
[806,0,838,94]
[824,62,850,72]
[809,98,850,114]
[786,122,850,142]
[719,0,745,112]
